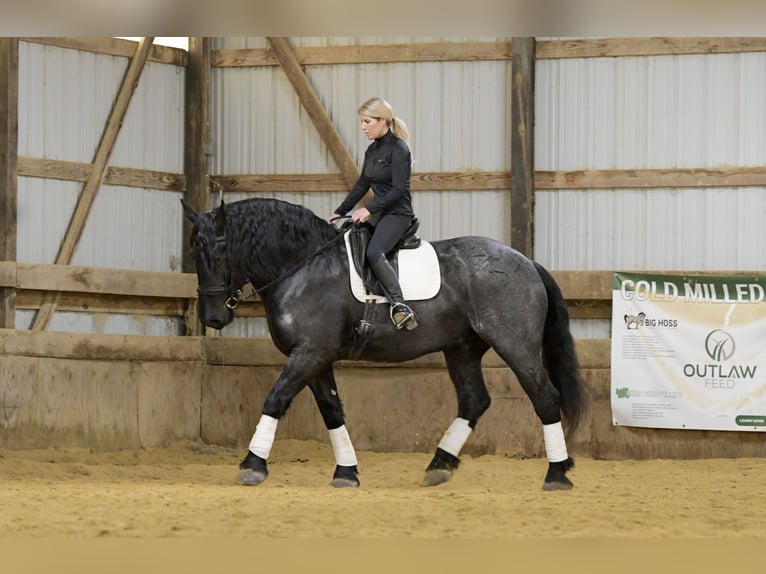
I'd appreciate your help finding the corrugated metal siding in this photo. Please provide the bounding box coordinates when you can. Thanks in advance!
[536,51,766,271]
[16,40,186,334]
[535,49,766,337]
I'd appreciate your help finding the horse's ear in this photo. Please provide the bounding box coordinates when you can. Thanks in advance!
[213,200,226,236]
[180,198,198,223]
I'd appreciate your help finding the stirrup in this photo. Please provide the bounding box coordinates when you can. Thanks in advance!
[390,303,418,331]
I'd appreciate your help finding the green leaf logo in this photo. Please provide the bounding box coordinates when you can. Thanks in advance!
[615,387,630,399]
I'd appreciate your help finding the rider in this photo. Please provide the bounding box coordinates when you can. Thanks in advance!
[329,97,418,331]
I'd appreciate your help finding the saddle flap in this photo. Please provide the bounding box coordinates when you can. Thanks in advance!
[348,225,397,294]
[343,230,440,303]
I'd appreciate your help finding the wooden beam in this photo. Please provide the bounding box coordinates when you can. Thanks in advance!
[535,167,766,189]
[18,157,185,191]
[211,38,766,69]
[213,41,514,67]
[183,37,211,221]
[32,37,154,331]
[183,37,212,335]
[266,37,359,192]
[17,291,189,316]
[510,37,535,257]
[14,262,197,298]
[19,161,766,195]
[0,328,203,362]
[0,261,14,287]
[536,37,766,59]
[0,38,18,329]
[21,37,187,67]
[210,166,766,194]
[210,170,512,193]
[412,171,510,191]
[203,335,612,370]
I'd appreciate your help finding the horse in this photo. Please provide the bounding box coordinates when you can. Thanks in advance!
[624,312,646,329]
[181,196,586,491]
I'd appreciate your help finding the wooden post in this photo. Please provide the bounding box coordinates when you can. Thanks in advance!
[510,37,535,258]
[32,37,154,330]
[267,37,360,191]
[183,37,211,336]
[0,38,18,329]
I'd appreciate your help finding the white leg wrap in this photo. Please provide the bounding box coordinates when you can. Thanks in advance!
[437,417,473,457]
[248,414,279,459]
[328,425,358,467]
[543,422,569,463]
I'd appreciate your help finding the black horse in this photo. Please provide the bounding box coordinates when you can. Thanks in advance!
[182,197,586,490]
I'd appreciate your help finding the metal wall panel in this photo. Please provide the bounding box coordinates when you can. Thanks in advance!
[535,51,766,271]
[535,49,766,337]
[16,40,186,334]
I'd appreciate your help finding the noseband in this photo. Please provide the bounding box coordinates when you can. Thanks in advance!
[197,284,242,310]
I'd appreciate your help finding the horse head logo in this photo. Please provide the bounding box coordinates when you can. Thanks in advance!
[624,312,646,329]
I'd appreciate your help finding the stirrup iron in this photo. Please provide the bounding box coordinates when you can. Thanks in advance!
[390,303,418,331]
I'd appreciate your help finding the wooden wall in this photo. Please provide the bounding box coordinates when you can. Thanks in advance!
[2,328,764,459]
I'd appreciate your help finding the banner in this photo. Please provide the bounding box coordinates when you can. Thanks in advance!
[610,272,766,431]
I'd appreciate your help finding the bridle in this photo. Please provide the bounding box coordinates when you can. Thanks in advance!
[196,218,351,310]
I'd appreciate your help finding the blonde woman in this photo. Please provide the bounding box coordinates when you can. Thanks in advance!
[330,97,418,330]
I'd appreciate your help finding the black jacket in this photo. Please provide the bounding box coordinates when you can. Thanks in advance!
[335,130,414,219]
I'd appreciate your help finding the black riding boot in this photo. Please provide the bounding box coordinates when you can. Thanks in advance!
[369,254,418,330]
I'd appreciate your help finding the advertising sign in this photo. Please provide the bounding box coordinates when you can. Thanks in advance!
[611,272,766,431]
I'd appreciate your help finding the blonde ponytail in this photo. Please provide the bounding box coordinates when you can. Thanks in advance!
[391,117,410,144]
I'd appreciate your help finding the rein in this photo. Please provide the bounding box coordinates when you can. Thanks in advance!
[202,217,352,309]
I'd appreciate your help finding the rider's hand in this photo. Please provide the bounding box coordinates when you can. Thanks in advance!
[351,208,371,224]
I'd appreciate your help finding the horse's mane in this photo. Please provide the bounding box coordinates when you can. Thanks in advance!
[219,198,340,277]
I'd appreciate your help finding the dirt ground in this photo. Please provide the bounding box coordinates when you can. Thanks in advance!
[1,438,764,539]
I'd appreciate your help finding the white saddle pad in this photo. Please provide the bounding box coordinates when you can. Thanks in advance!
[343,230,441,303]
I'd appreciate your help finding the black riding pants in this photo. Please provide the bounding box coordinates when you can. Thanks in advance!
[365,214,413,264]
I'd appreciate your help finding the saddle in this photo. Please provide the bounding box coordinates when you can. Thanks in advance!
[341,218,439,359]
[345,218,422,297]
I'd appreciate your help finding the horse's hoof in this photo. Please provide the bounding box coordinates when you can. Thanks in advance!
[331,465,359,488]
[542,477,574,491]
[422,468,453,487]
[237,468,267,485]
[422,448,460,486]
[542,457,575,491]
[330,477,360,488]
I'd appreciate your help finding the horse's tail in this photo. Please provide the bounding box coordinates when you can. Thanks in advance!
[532,261,587,435]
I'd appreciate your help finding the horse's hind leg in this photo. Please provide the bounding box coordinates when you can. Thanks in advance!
[501,353,575,491]
[307,368,360,488]
[423,339,491,487]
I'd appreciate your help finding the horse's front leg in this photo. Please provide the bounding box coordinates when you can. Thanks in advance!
[308,368,360,488]
[237,348,328,486]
